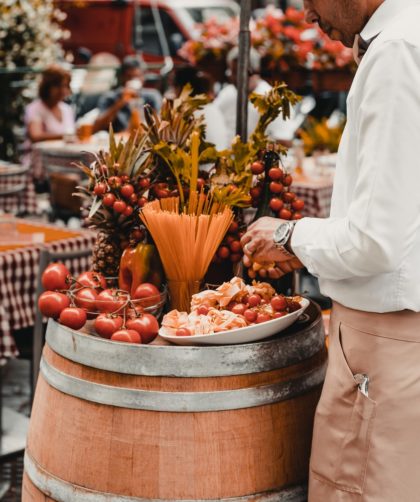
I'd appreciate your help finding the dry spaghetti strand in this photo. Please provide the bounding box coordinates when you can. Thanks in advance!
[140,194,233,311]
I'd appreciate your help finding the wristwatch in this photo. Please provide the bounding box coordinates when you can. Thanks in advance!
[273,221,296,252]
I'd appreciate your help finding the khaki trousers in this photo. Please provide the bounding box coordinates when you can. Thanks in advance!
[308,302,420,502]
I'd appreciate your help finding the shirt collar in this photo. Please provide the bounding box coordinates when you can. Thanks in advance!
[360,0,420,42]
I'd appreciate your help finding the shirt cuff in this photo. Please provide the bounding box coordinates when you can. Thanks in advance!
[290,217,325,277]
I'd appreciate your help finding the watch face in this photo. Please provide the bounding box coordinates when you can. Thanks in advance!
[274,222,290,244]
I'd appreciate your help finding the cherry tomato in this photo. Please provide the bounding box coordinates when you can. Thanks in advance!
[244,309,257,323]
[41,263,71,291]
[282,192,296,203]
[230,253,242,263]
[273,311,287,319]
[176,328,192,337]
[279,208,292,220]
[269,198,284,212]
[269,182,284,194]
[38,291,70,319]
[123,206,134,217]
[247,294,262,307]
[93,183,107,196]
[120,175,129,183]
[59,307,87,330]
[113,200,127,213]
[94,314,123,339]
[217,246,230,259]
[292,199,305,211]
[268,167,283,180]
[256,313,271,324]
[77,271,107,290]
[96,289,129,313]
[121,184,134,199]
[228,221,239,234]
[287,300,302,312]
[138,177,150,189]
[74,288,98,312]
[126,313,159,343]
[111,329,142,343]
[108,176,121,188]
[251,161,264,175]
[231,303,247,316]
[103,193,116,207]
[250,186,262,199]
[197,305,209,315]
[292,212,303,220]
[129,193,138,204]
[229,240,242,253]
[132,283,160,307]
[271,295,288,312]
[283,174,293,186]
[138,197,148,207]
[130,229,144,242]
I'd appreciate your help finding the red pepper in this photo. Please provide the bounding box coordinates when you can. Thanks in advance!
[118,243,164,296]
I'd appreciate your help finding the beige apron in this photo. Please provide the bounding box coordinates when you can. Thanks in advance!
[309,302,420,501]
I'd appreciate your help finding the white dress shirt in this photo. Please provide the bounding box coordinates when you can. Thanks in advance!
[214,80,295,144]
[291,0,420,312]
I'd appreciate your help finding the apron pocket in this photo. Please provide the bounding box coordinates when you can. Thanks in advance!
[310,321,377,494]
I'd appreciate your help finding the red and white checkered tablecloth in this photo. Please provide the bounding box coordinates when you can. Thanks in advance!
[294,182,333,218]
[0,230,96,365]
[0,173,38,215]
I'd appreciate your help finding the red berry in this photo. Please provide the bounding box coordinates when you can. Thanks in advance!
[292,199,305,211]
[113,200,127,213]
[279,208,292,220]
[121,184,134,199]
[269,182,284,194]
[93,183,107,196]
[251,161,264,175]
[103,193,116,207]
[268,167,283,180]
[269,198,284,212]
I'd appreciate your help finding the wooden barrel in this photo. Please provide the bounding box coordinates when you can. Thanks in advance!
[23,301,326,501]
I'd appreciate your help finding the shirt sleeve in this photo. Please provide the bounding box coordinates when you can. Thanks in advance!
[291,39,420,280]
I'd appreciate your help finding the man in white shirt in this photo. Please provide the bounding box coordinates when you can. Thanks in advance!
[214,47,295,144]
[241,0,420,499]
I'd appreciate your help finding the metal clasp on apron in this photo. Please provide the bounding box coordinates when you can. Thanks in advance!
[354,373,369,397]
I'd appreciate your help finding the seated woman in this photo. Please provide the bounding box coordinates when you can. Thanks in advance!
[25,65,75,143]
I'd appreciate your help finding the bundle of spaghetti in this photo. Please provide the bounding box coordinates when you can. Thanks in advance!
[140,192,233,311]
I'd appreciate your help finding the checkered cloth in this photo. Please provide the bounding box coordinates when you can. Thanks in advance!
[0,230,96,365]
[0,173,38,215]
[294,183,333,218]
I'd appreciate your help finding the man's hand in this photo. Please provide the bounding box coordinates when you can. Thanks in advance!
[241,216,292,263]
[243,253,303,279]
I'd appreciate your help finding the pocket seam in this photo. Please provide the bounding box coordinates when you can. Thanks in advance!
[311,471,363,495]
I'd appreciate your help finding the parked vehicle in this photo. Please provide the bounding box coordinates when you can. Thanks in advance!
[56,0,240,67]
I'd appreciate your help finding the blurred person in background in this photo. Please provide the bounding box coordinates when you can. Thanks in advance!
[173,67,229,151]
[25,65,75,143]
[214,47,295,144]
[93,56,162,133]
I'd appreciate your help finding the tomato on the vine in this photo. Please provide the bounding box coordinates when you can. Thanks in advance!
[279,208,292,220]
[126,313,159,344]
[59,307,87,330]
[113,200,127,213]
[94,314,123,339]
[38,291,70,319]
[103,193,116,207]
[251,161,264,175]
[77,271,107,290]
[41,263,71,291]
[269,198,284,212]
[269,182,284,194]
[111,329,142,343]
[120,184,134,199]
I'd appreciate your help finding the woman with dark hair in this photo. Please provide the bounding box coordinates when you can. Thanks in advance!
[25,65,75,143]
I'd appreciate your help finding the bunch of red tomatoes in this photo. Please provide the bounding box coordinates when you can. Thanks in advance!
[38,263,161,344]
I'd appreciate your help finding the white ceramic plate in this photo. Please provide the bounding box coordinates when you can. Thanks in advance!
[158,298,310,346]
